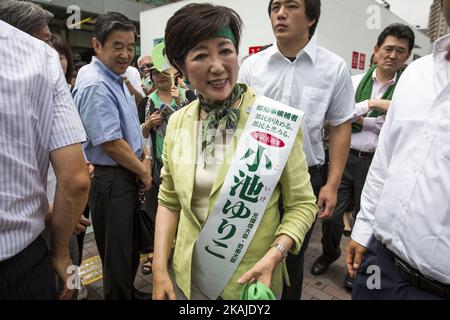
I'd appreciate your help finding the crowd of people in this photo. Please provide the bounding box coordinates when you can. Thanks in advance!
[0,0,449,301]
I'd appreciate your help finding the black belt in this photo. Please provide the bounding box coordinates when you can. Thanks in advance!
[393,255,450,299]
[349,148,374,159]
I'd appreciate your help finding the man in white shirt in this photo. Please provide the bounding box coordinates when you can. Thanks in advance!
[311,24,415,291]
[239,0,354,299]
[124,65,146,106]
[345,0,450,300]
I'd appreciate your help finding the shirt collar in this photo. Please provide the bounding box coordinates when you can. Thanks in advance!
[271,38,318,64]
[91,56,124,83]
[372,68,397,86]
[433,34,450,63]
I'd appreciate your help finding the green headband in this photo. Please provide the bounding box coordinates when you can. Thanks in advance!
[216,26,236,45]
[175,26,237,61]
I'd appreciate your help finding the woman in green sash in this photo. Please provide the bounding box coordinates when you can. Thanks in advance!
[152,3,317,300]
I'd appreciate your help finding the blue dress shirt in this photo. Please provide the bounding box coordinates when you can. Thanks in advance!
[73,57,143,166]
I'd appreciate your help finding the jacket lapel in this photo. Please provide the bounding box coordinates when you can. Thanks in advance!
[181,101,200,208]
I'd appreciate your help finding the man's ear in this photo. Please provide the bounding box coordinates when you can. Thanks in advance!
[92,37,102,55]
[373,45,380,55]
[307,19,316,29]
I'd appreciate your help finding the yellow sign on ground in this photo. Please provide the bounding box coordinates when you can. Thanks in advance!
[79,255,149,286]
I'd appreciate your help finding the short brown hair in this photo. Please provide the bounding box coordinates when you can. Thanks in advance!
[165,3,243,72]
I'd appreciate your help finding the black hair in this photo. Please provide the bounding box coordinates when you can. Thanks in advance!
[165,3,243,72]
[51,33,74,84]
[94,12,136,45]
[0,0,53,36]
[376,23,415,52]
[268,0,321,38]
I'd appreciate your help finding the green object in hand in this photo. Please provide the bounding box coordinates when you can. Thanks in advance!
[240,281,276,300]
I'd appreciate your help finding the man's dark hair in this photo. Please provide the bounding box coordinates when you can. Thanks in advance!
[94,12,136,45]
[0,0,53,35]
[267,0,321,38]
[51,33,74,84]
[165,3,243,72]
[376,23,415,52]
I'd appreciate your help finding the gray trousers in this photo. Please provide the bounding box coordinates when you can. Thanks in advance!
[89,165,140,300]
[321,152,372,260]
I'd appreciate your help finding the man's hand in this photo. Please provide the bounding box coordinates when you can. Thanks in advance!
[138,159,152,192]
[317,184,338,219]
[86,161,94,180]
[51,253,74,300]
[345,239,367,278]
[73,216,91,235]
[353,116,364,126]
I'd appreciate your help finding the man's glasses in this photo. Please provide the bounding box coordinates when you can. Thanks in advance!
[139,63,153,71]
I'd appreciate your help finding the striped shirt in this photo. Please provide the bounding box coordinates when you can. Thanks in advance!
[0,21,87,262]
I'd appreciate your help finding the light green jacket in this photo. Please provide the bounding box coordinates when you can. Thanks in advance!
[158,86,317,300]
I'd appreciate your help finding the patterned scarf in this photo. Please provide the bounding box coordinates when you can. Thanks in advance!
[352,64,402,133]
[200,83,245,164]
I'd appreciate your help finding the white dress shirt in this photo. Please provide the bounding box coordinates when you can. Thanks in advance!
[239,40,355,167]
[352,34,450,285]
[125,66,145,98]
[350,70,396,152]
[0,21,86,261]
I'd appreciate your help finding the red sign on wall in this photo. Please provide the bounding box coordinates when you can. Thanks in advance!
[359,53,366,70]
[249,46,263,55]
[352,51,359,69]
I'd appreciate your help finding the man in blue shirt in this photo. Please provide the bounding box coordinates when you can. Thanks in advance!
[73,12,152,300]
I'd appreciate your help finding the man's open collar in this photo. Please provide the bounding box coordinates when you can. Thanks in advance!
[271,38,317,64]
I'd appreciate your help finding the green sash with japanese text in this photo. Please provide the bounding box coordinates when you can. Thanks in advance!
[192,96,304,299]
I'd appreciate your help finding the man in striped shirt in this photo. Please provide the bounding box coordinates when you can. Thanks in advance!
[0,19,90,299]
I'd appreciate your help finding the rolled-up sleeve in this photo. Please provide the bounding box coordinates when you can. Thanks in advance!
[275,128,317,254]
[326,63,355,127]
[158,116,182,212]
[76,84,123,146]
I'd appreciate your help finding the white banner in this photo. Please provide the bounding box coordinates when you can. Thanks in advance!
[191,95,304,299]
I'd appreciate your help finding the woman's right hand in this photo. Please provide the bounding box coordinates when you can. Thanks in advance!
[152,270,177,300]
[145,112,163,130]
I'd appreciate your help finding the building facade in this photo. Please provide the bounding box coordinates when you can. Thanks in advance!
[428,0,450,42]
[140,0,431,75]
[31,0,183,62]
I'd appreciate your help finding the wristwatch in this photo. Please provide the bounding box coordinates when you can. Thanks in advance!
[270,242,288,260]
